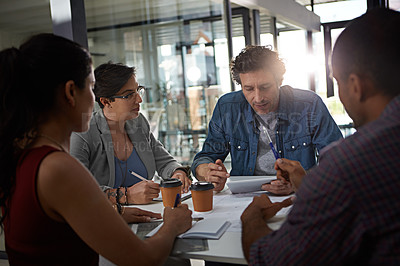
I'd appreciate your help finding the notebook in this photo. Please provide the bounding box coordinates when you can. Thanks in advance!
[146,218,231,240]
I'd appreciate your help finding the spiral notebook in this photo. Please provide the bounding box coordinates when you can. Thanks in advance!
[146,218,231,240]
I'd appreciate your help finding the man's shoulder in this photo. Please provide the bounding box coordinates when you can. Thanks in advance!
[280,85,320,103]
[218,90,247,104]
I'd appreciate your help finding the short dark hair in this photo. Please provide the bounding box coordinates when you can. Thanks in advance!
[94,62,136,108]
[230,45,286,85]
[332,8,400,97]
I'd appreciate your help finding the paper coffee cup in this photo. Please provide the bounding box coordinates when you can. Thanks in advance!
[190,182,214,212]
[160,178,182,207]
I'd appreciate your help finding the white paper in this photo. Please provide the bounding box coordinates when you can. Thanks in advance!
[146,218,231,239]
[227,176,277,193]
[191,190,292,233]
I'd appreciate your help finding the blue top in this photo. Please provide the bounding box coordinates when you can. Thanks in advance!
[191,85,343,176]
[114,148,148,188]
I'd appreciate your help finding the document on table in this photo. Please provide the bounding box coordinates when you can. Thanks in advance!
[191,190,292,233]
[146,218,231,240]
[227,175,277,193]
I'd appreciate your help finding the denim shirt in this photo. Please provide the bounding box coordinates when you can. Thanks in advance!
[191,86,343,177]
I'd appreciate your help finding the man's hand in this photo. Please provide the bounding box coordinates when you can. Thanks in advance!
[127,181,160,204]
[122,207,162,223]
[171,170,191,193]
[261,179,293,195]
[195,159,230,191]
[241,194,293,260]
[241,194,293,223]
[274,158,306,191]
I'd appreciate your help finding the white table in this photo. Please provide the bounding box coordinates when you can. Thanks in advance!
[127,188,291,265]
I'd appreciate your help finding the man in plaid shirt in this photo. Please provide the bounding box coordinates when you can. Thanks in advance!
[241,8,400,265]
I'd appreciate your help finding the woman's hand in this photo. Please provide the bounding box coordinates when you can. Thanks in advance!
[121,207,162,223]
[127,181,160,204]
[171,170,192,193]
[162,204,192,235]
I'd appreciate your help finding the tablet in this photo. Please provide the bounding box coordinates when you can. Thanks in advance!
[227,176,277,193]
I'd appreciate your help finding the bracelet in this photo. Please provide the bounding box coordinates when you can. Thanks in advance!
[124,187,128,205]
[112,203,124,215]
[116,203,122,214]
[116,187,121,204]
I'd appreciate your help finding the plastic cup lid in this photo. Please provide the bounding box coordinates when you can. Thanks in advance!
[160,178,182,188]
[190,181,214,191]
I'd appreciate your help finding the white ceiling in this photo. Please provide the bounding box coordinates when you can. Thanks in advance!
[3,0,394,39]
[0,0,227,37]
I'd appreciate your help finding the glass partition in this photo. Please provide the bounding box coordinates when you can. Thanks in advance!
[85,0,230,163]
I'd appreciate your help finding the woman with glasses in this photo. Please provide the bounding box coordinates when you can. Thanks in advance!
[0,33,192,265]
[71,62,192,223]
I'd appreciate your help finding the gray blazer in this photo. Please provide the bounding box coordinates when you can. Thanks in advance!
[70,109,181,190]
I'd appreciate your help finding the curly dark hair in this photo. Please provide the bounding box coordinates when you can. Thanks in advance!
[230,45,286,86]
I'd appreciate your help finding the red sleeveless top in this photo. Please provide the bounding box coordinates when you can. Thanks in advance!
[4,146,98,265]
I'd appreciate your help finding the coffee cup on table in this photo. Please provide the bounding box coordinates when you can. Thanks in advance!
[190,182,214,212]
[160,178,182,207]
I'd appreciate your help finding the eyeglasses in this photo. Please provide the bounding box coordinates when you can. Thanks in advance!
[110,86,146,100]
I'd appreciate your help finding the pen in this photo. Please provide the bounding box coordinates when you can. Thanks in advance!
[173,193,180,208]
[254,114,280,160]
[263,125,280,160]
[129,170,149,182]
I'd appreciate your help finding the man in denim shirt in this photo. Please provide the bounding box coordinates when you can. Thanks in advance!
[191,46,342,195]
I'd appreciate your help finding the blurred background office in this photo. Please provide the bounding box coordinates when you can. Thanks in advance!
[0,0,399,165]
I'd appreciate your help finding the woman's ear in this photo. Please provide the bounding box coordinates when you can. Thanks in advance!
[64,80,77,107]
[99,97,112,108]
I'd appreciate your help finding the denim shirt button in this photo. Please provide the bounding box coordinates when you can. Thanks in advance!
[279,150,282,153]
[291,145,295,149]
[238,145,241,149]
[303,142,307,146]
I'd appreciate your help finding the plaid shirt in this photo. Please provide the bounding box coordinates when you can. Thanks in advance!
[249,95,400,265]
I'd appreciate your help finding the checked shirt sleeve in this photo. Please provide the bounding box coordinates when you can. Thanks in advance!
[249,149,359,265]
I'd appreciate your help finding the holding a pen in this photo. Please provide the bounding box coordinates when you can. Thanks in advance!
[254,113,292,194]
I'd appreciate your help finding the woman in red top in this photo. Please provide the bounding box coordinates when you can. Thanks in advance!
[0,33,192,265]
